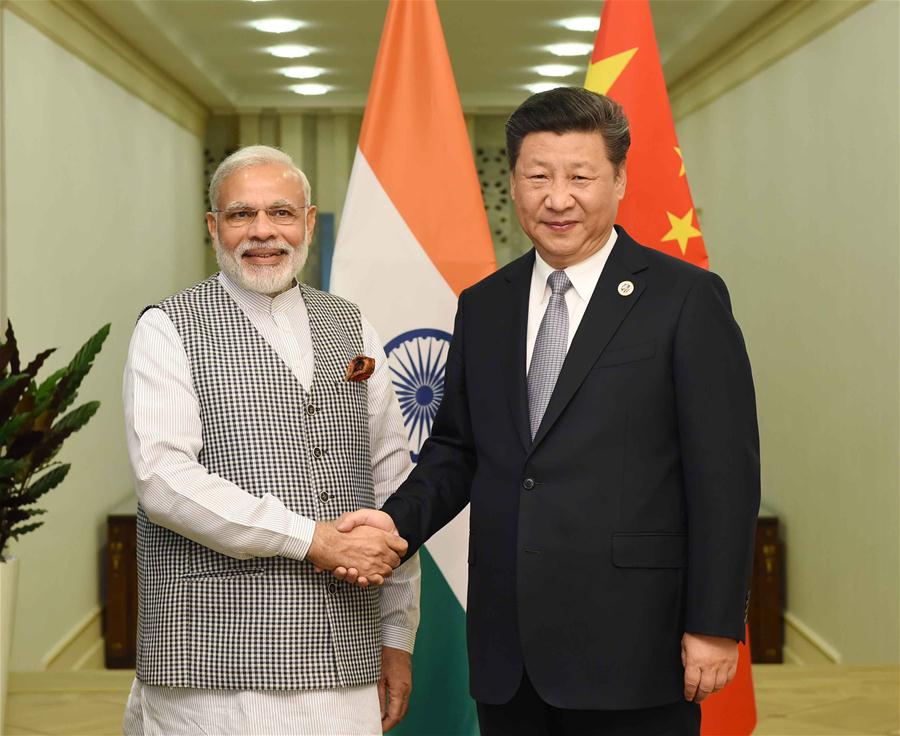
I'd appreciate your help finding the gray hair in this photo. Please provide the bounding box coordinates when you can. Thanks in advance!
[208,145,312,210]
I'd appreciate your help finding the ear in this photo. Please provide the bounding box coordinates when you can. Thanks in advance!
[614,164,627,200]
[206,211,218,245]
[509,170,517,202]
[305,205,318,246]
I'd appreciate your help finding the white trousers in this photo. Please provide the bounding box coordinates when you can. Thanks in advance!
[123,678,382,736]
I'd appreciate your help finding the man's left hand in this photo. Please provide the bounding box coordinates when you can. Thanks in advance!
[379,646,412,732]
[681,632,739,703]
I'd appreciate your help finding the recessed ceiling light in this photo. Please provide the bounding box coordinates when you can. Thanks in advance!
[560,17,600,32]
[290,83,331,96]
[249,18,304,34]
[546,42,593,57]
[281,66,324,79]
[267,44,314,59]
[524,82,561,94]
[534,64,579,78]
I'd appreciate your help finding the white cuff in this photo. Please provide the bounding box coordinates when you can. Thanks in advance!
[281,514,316,560]
[382,624,416,654]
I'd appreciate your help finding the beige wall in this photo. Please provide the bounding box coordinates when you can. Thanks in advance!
[1,9,208,669]
[675,0,899,663]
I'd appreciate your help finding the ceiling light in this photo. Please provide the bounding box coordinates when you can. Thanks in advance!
[560,17,600,32]
[249,18,304,34]
[546,42,593,57]
[290,83,331,96]
[524,82,561,94]
[281,66,323,79]
[267,44,314,59]
[534,64,579,78]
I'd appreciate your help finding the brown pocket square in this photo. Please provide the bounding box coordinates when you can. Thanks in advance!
[344,355,375,382]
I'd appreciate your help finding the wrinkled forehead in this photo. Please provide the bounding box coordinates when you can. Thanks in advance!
[219,163,307,205]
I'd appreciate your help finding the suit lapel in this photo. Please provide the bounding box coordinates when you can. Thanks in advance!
[500,251,534,453]
[530,230,649,453]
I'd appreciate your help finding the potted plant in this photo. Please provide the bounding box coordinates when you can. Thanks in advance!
[0,321,109,727]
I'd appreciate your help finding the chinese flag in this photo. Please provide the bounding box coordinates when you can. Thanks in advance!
[586,0,708,268]
[585,1,756,733]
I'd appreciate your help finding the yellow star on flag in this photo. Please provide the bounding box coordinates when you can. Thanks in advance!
[584,47,638,95]
[662,208,702,255]
[674,147,685,177]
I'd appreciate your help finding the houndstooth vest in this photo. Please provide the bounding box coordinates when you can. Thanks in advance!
[135,275,381,690]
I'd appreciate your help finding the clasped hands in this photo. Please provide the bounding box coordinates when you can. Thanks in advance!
[306,509,404,587]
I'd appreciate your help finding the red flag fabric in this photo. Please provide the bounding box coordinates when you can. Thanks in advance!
[586,0,708,268]
[586,1,756,732]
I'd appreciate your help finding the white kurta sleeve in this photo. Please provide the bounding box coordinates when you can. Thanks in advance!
[362,317,422,654]
[124,308,316,561]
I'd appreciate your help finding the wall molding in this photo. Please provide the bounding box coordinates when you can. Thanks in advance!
[2,0,207,137]
[41,606,103,671]
[783,610,842,665]
[670,0,871,121]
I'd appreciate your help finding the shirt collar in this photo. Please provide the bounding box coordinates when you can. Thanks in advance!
[533,228,618,303]
[218,271,303,316]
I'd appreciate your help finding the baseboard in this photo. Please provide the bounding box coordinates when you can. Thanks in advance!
[41,607,103,672]
[783,611,842,665]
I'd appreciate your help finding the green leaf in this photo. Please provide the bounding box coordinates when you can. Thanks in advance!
[24,464,70,502]
[0,374,30,422]
[52,401,100,437]
[9,521,43,540]
[0,321,20,376]
[29,402,100,469]
[34,368,65,406]
[0,409,29,447]
[23,348,56,380]
[0,457,26,480]
[6,429,44,460]
[51,324,110,417]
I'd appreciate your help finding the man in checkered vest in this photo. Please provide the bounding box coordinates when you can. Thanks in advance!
[122,145,420,735]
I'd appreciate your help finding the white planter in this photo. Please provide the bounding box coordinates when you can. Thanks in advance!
[0,556,19,733]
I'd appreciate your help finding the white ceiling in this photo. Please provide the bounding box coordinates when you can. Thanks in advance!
[84,0,782,113]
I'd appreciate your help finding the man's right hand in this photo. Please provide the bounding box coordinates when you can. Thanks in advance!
[306,521,407,585]
[331,510,402,587]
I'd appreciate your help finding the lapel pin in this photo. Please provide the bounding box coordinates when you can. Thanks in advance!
[618,280,634,297]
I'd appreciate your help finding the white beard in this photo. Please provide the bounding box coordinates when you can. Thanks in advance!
[214,237,309,296]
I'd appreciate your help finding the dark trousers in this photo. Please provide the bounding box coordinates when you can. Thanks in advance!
[476,671,701,736]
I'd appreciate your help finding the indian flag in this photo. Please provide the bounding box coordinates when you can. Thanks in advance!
[330,0,495,733]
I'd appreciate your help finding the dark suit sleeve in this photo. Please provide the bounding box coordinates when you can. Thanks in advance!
[673,271,760,642]
[380,290,477,556]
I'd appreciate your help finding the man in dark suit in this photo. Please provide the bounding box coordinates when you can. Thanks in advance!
[335,87,759,735]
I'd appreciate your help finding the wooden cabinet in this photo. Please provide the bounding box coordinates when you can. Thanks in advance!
[749,511,784,663]
[104,498,137,669]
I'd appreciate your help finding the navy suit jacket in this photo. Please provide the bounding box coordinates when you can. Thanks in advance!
[382,226,760,709]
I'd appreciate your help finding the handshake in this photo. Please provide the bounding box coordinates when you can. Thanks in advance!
[306,509,406,587]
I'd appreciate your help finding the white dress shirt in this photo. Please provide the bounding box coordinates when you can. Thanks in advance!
[526,228,618,371]
[123,273,419,735]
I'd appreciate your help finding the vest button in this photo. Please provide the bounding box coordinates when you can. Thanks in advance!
[319,491,329,503]
[313,447,323,459]
[522,478,535,490]
[306,404,316,416]
[328,582,337,594]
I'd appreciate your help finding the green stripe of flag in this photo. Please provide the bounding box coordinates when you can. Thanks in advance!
[391,546,479,735]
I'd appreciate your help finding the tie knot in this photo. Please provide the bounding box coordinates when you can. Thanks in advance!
[548,270,572,296]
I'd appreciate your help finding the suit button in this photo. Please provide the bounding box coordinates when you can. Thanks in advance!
[306,404,317,416]
[319,491,329,503]
[328,582,337,594]
[522,478,535,490]
[313,447,323,459]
